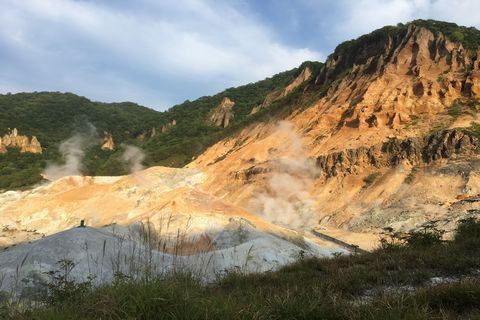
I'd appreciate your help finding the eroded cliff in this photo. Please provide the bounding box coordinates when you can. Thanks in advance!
[189,23,480,239]
[0,128,42,153]
[210,97,235,128]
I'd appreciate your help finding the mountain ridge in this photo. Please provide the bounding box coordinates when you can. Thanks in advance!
[1,19,480,192]
[187,19,480,237]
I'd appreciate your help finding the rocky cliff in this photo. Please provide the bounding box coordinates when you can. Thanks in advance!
[251,67,312,114]
[101,131,115,150]
[316,129,479,177]
[210,97,235,128]
[0,128,42,153]
[189,21,480,239]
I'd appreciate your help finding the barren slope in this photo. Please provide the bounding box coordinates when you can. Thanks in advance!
[189,24,480,240]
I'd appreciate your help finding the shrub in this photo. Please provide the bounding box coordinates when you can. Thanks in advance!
[363,172,380,187]
[454,216,480,250]
[403,221,445,248]
[42,259,93,306]
[447,100,462,118]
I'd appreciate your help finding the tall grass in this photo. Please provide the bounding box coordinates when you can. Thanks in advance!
[1,217,480,319]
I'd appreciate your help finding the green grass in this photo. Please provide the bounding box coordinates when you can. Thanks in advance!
[2,218,479,319]
[463,123,480,140]
[448,100,463,119]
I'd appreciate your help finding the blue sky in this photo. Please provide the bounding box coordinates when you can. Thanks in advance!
[1,0,480,110]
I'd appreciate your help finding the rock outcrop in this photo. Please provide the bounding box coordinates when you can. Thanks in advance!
[251,67,312,114]
[309,24,480,134]
[281,66,312,98]
[210,97,235,128]
[316,129,479,177]
[189,23,480,239]
[0,128,42,153]
[101,132,115,150]
[161,119,177,133]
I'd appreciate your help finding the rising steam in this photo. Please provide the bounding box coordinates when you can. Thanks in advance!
[43,123,98,181]
[250,121,319,230]
[121,145,145,173]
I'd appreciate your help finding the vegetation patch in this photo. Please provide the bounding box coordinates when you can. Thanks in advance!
[447,100,463,118]
[463,122,480,141]
[363,172,380,187]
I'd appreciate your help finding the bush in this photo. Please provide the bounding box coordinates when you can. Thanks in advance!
[447,100,462,118]
[454,216,480,250]
[403,221,445,248]
[363,172,380,187]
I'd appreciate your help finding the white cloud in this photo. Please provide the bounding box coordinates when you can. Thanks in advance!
[0,0,322,109]
[332,0,480,42]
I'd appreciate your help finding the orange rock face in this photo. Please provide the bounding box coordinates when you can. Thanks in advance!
[0,128,42,153]
[210,97,235,128]
[101,131,115,150]
[189,25,480,236]
[251,67,312,115]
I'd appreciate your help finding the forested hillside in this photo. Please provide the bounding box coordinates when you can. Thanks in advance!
[0,62,321,189]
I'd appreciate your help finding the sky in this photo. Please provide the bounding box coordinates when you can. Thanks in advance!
[1,0,480,110]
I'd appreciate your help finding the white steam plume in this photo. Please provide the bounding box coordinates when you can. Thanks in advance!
[250,121,319,230]
[121,145,145,173]
[43,123,98,181]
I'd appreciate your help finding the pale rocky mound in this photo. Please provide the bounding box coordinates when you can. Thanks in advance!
[189,25,480,243]
[0,225,343,295]
[0,128,42,153]
[210,97,235,128]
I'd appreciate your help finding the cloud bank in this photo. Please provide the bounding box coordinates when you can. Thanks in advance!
[0,0,321,109]
[2,0,480,110]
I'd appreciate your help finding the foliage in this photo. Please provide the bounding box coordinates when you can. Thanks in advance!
[448,100,462,118]
[42,260,93,307]
[463,122,480,140]
[454,216,480,250]
[0,148,46,189]
[402,221,445,248]
[380,221,446,249]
